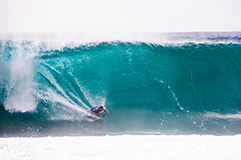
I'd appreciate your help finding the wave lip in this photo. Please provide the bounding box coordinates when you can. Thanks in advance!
[0,32,240,45]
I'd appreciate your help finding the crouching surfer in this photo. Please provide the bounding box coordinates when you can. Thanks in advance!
[88,106,110,117]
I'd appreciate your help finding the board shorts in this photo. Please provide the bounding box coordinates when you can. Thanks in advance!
[91,107,100,114]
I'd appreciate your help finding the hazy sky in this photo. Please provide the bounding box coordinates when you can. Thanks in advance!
[0,0,241,33]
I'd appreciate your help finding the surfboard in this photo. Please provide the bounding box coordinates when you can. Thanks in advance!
[88,113,103,120]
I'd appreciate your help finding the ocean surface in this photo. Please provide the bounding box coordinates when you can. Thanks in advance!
[1,32,241,137]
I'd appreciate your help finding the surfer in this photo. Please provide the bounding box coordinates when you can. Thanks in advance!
[88,106,110,116]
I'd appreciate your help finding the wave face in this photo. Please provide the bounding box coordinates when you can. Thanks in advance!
[1,33,241,136]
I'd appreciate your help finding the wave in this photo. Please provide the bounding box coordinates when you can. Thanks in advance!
[1,33,241,136]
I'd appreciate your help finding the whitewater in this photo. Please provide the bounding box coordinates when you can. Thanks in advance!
[1,32,241,159]
[1,135,241,160]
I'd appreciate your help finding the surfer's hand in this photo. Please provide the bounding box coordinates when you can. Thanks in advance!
[106,112,110,114]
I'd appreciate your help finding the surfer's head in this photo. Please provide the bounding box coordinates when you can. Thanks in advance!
[100,106,103,109]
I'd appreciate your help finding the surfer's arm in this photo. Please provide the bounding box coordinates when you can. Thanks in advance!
[103,109,110,114]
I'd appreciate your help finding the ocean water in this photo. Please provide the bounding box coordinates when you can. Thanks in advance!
[1,32,241,137]
[1,32,241,160]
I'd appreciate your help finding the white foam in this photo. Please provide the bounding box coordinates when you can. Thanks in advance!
[0,135,241,160]
[3,42,37,112]
[204,112,241,120]
[1,32,240,47]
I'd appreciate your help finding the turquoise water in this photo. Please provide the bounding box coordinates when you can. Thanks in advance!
[1,33,241,136]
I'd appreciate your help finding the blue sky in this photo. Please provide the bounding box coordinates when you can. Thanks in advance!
[0,0,240,33]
